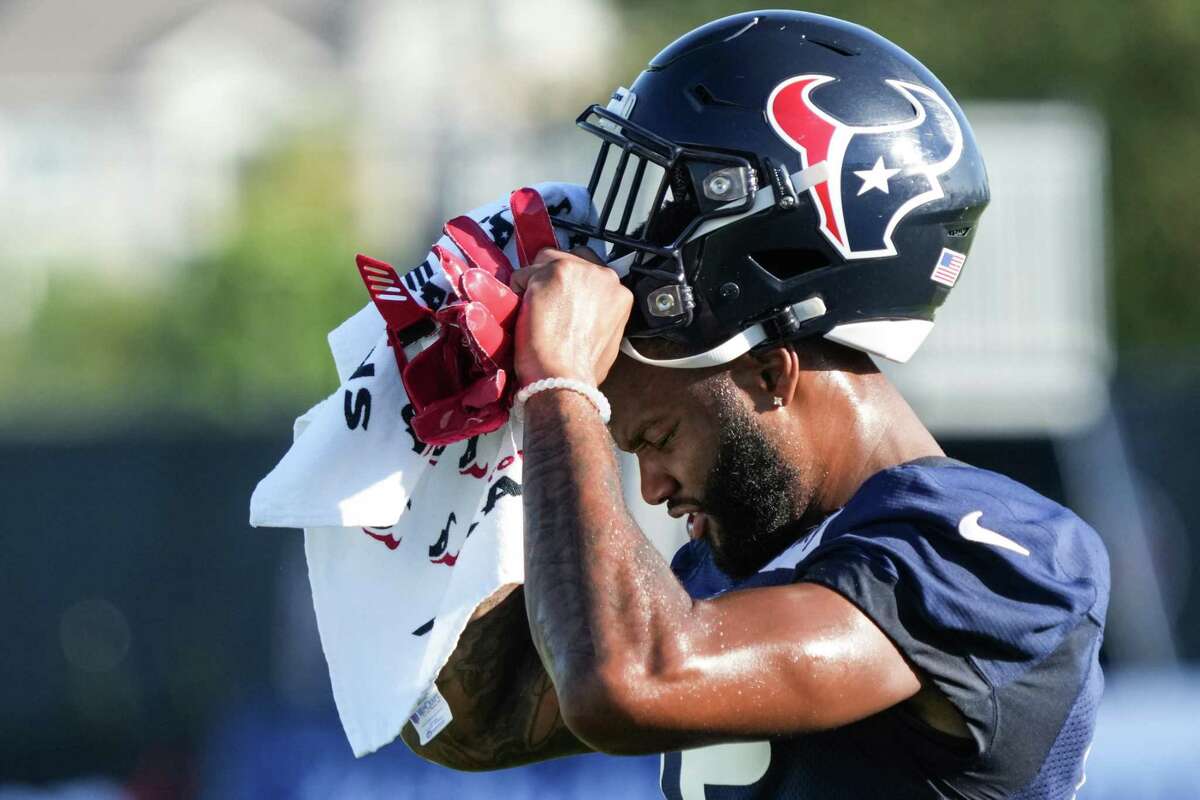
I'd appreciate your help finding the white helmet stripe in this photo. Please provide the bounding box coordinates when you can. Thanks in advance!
[684,162,829,245]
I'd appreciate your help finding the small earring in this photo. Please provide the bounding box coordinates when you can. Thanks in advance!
[772,396,784,408]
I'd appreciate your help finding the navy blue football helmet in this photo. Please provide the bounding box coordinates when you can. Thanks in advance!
[553,11,990,366]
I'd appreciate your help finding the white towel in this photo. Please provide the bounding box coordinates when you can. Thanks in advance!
[250,182,603,756]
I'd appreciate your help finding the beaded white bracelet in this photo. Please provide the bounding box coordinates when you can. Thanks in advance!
[512,377,612,424]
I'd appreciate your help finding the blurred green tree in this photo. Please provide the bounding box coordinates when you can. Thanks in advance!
[0,129,370,434]
[157,131,367,423]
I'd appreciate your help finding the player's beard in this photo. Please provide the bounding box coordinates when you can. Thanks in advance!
[701,384,811,580]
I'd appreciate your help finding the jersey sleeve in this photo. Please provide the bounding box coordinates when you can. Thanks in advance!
[670,539,735,600]
[795,467,1108,756]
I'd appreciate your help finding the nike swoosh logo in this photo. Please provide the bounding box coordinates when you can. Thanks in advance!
[958,511,1030,557]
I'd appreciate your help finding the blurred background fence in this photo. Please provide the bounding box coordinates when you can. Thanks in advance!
[2,1,1198,798]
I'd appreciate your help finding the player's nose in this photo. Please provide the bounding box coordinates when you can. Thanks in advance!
[637,453,679,507]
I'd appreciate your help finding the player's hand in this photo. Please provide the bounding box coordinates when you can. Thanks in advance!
[509,247,633,387]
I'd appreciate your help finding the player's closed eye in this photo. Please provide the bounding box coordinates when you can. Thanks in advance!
[651,423,679,452]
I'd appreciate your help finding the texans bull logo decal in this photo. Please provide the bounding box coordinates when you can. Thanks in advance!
[767,74,963,260]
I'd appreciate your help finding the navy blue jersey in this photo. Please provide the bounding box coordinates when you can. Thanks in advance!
[661,458,1109,800]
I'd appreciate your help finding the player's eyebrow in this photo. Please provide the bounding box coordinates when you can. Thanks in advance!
[616,416,663,454]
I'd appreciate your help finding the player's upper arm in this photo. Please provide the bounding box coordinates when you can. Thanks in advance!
[562,581,926,754]
[565,466,1108,759]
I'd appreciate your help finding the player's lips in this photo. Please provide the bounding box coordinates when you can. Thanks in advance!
[667,502,707,541]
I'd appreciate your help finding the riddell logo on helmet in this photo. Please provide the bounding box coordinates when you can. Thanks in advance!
[766,74,963,260]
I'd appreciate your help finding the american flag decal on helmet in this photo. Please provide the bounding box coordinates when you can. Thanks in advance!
[930,247,967,287]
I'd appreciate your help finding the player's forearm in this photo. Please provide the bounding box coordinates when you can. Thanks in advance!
[521,390,696,747]
[401,583,587,770]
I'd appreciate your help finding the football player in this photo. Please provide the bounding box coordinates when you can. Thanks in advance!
[401,11,1109,799]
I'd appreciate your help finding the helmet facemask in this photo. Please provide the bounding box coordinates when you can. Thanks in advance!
[552,97,763,340]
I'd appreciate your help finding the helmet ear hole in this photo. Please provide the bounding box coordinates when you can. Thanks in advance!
[749,249,830,282]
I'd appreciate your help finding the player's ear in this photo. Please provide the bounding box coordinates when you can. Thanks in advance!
[730,345,801,412]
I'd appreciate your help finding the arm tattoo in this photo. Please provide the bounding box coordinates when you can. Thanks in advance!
[410,390,693,765]
[521,391,694,709]
[401,584,588,770]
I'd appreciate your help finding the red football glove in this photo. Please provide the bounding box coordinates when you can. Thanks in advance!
[355,187,559,445]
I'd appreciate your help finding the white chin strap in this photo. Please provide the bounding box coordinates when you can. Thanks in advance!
[620,296,937,370]
[620,314,934,369]
[621,329,765,369]
[620,297,829,369]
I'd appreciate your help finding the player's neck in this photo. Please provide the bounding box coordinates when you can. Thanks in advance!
[809,370,943,516]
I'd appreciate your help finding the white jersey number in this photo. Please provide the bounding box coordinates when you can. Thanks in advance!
[662,741,772,800]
